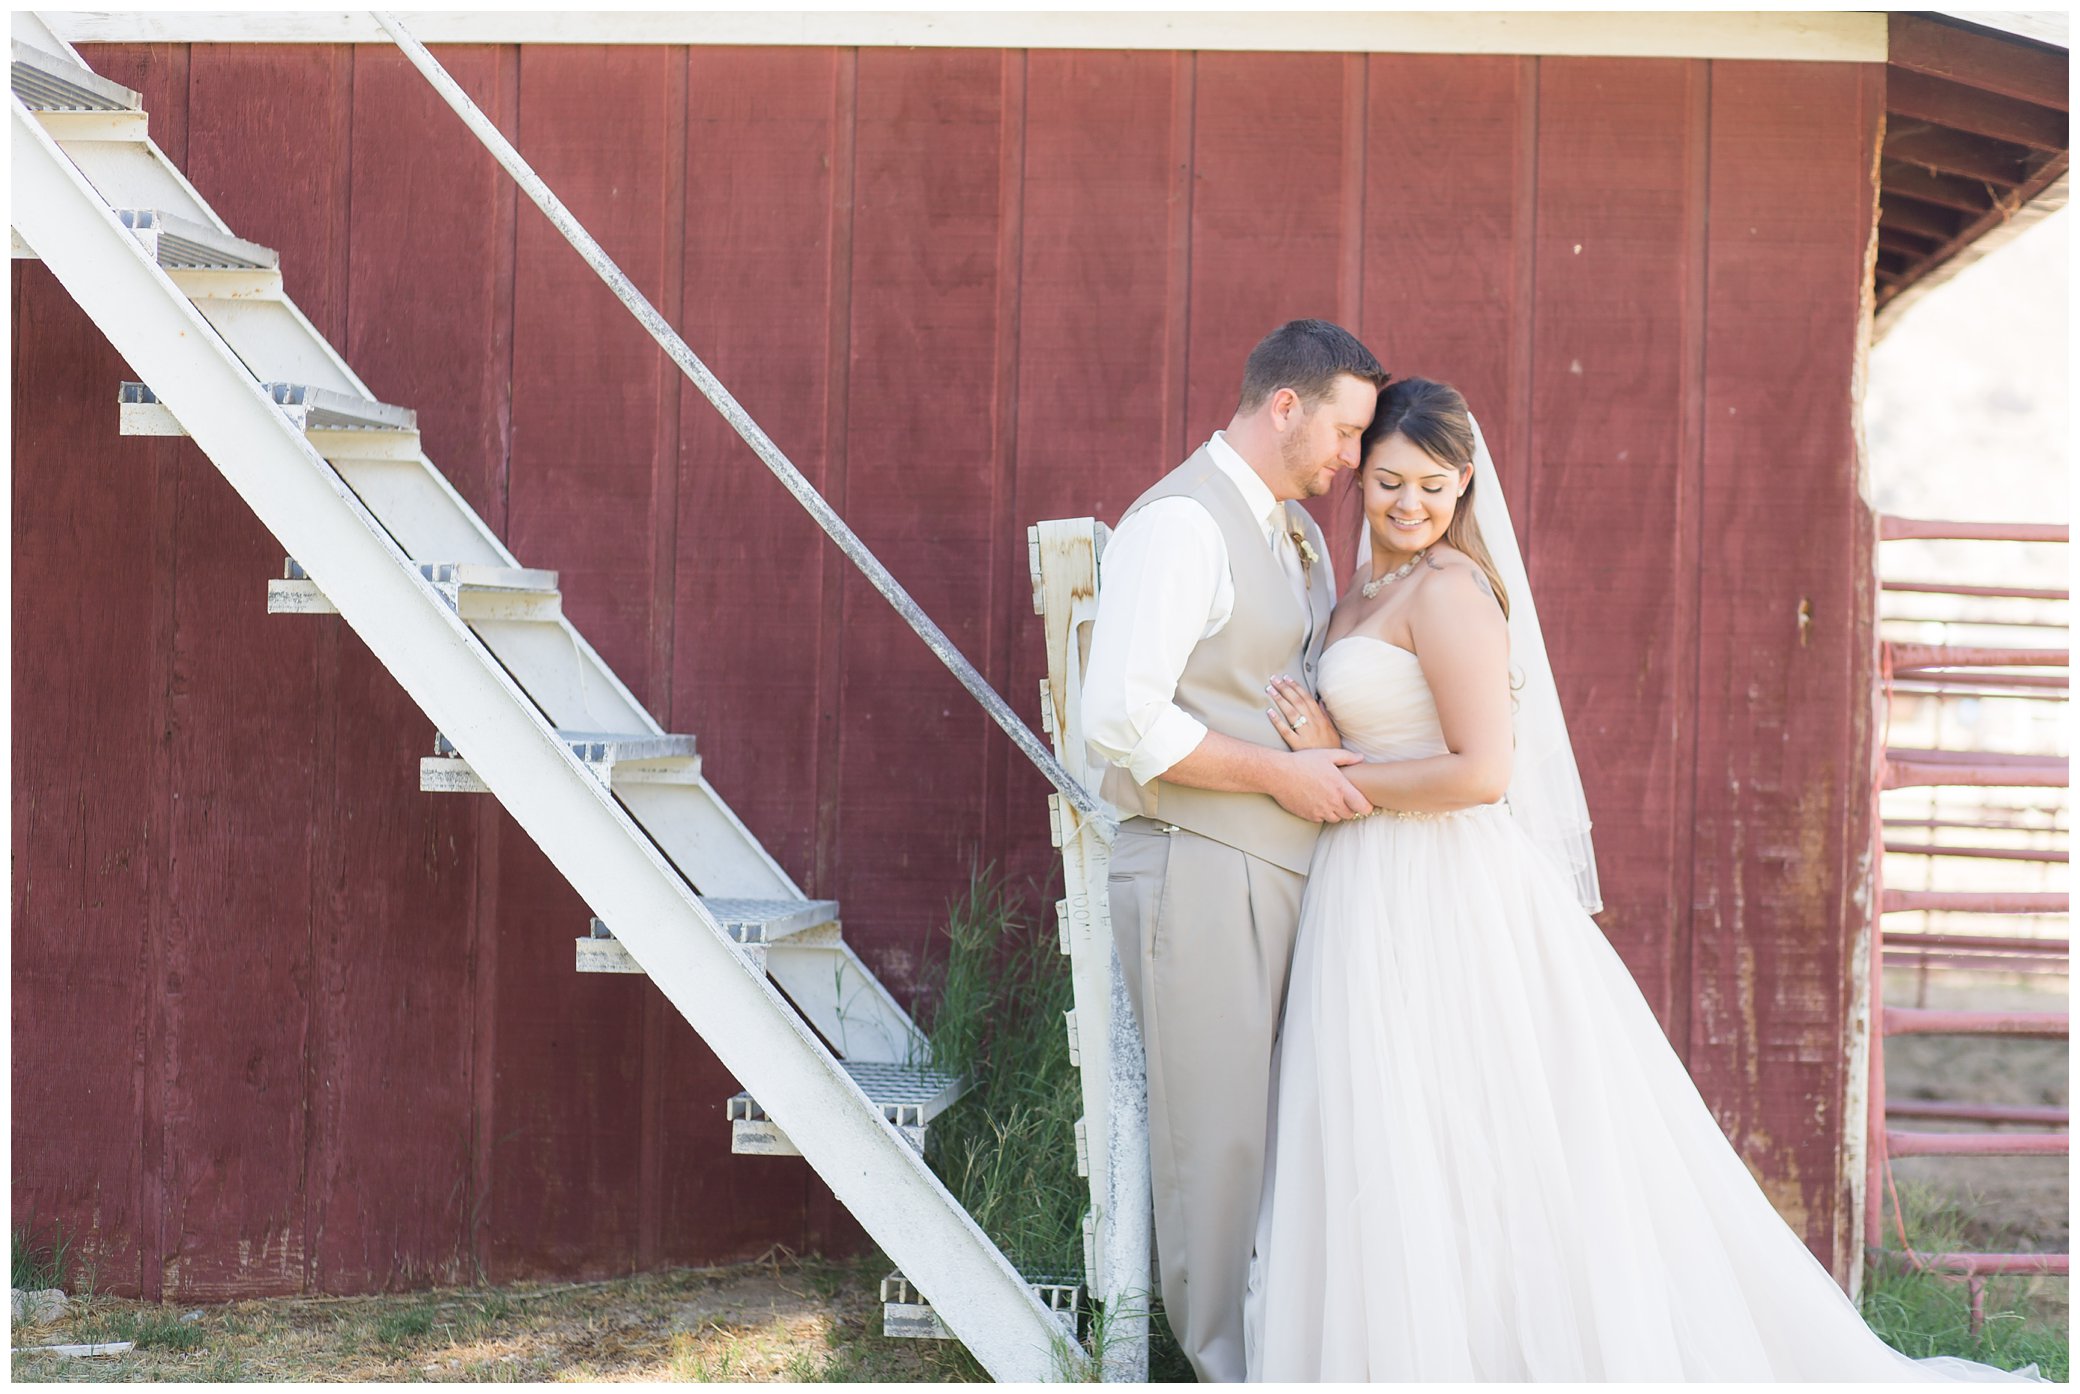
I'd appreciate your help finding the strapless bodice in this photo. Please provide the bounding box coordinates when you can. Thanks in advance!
[1317,636,1449,762]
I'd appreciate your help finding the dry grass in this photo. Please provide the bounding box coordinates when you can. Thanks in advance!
[7,1250,981,1384]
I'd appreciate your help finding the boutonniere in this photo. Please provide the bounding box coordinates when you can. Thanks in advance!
[1289,529,1320,575]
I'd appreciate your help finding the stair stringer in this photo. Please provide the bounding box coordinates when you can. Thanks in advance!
[13,95,1073,1382]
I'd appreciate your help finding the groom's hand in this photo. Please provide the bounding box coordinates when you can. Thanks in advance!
[1272,748,1372,823]
[1154,730,1370,821]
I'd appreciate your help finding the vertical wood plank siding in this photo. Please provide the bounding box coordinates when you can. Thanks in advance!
[668,43,855,1262]
[1690,60,1884,1256]
[156,43,347,1300]
[489,45,680,1279]
[10,42,1883,1292]
[8,43,185,1302]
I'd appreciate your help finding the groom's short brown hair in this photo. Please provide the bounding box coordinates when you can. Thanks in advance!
[1237,319,1387,413]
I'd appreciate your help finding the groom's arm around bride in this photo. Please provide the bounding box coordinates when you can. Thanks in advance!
[1079,319,1386,1383]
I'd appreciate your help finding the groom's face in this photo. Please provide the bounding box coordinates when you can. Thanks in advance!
[1275,374,1378,500]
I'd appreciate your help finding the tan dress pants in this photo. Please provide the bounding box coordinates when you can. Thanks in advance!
[1108,817,1306,1384]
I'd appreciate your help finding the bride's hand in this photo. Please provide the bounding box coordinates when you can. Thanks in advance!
[1266,675,1342,751]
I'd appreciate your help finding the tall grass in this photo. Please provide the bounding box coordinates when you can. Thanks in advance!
[917,868,1086,1281]
[915,866,1193,1380]
[1861,1180,2068,1381]
[12,1215,72,1293]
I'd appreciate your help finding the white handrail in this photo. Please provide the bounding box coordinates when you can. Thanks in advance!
[371,11,1113,835]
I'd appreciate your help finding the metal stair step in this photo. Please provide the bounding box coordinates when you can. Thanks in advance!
[267,557,341,616]
[423,729,700,793]
[728,1062,967,1156]
[116,207,282,299]
[11,38,138,112]
[881,1270,1081,1342]
[120,381,416,436]
[577,900,840,973]
[575,909,914,1064]
[116,207,276,269]
[270,557,561,622]
[705,897,838,943]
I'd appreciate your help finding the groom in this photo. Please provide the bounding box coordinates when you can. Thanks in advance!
[1084,319,1385,1381]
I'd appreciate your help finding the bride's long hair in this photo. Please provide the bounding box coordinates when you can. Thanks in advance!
[1361,378,1511,619]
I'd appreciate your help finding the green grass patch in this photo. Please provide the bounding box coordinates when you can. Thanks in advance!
[372,1303,438,1346]
[1863,1180,2068,1381]
[70,1306,210,1354]
[13,1215,74,1293]
[121,1310,210,1354]
[452,1291,513,1343]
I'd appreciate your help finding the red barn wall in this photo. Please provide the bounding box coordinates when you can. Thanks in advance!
[11,43,1882,1296]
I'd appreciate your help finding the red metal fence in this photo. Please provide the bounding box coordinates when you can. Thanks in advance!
[1866,515,2070,1326]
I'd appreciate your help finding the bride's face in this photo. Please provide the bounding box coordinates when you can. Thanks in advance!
[1364,434,1469,559]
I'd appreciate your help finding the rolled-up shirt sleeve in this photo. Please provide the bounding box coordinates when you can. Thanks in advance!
[1084,498,1229,786]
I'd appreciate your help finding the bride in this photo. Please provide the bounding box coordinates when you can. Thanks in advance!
[1242,377,2039,1381]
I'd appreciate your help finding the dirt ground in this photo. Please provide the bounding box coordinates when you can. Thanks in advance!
[1881,969,2071,1259]
[8,1252,979,1384]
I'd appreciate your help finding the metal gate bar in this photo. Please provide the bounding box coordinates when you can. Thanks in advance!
[1866,514,2069,1333]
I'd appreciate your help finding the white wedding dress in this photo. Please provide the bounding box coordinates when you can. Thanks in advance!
[1244,635,2040,1382]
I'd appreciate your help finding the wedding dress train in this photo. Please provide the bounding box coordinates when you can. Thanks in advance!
[1243,635,2039,1382]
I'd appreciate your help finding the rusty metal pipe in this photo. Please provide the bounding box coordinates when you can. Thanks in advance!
[1886,1100,2070,1126]
[1886,642,2070,669]
[1881,749,2070,791]
[1889,669,2071,690]
[1883,579,2070,601]
[1882,952,2069,974]
[1881,817,2068,833]
[1889,686,2071,704]
[1878,517,2070,543]
[1883,840,2069,862]
[1882,1006,2069,1038]
[1871,1249,2071,1277]
[1881,932,2070,952]
[1881,889,2069,914]
[1885,1130,2068,1157]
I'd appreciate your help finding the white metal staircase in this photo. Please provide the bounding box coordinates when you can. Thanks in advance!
[10,15,1080,1379]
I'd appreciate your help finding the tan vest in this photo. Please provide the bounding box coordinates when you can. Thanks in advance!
[1098,448,1337,874]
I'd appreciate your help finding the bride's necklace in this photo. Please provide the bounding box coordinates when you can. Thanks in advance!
[1361,549,1427,599]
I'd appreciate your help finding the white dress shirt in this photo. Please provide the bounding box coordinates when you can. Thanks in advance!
[1085,433,1315,785]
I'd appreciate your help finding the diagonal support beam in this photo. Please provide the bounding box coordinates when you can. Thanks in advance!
[370,10,1111,837]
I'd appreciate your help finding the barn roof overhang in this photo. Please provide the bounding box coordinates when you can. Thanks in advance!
[1875,12,2069,335]
[46,10,1887,59]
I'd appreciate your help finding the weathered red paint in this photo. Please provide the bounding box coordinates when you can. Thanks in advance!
[1692,60,1885,1268]
[12,42,1884,1295]
[339,44,516,1294]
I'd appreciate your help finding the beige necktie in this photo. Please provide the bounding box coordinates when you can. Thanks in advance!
[1272,509,1312,653]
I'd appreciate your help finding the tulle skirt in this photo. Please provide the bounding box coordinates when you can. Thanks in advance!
[1244,803,2040,1382]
